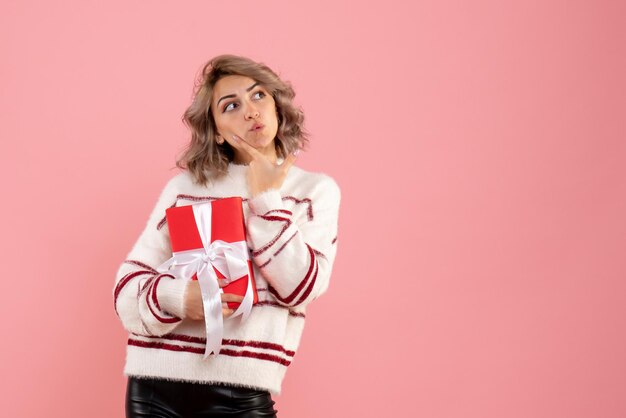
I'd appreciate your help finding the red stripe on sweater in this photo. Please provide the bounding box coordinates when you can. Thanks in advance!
[129,338,204,354]
[128,339,292,366]
[253,301,306,317]
[312,248,327,260]
[137,279,157,336]
[259,229,305,270]
[252,219,291,257]
[218,349,292,366]
[273,230,299,257]
[114,270,155,314]
[282,196,313,221]
[295,257,319,306]
[267,244,316,305]
[141,276,155,294]
[132,333,206,344]
[139,317,155,337]
[258,214,291,222]
[223,339,295,357]
[145,278,181,324]
[156,202,178,230]
[131,333,296,357]
[264,209,292,216]
[176,195,211,202]
[151,274,176,312]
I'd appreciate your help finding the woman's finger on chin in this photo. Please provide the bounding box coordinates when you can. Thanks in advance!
[232,135,265,160]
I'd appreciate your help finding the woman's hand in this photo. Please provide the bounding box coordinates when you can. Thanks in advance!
[229,134,298,197]
[183,279,245,320]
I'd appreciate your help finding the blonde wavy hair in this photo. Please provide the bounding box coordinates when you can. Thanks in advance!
[176,54,310,186]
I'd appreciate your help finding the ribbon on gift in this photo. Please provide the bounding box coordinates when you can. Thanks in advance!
[156,203,255,359]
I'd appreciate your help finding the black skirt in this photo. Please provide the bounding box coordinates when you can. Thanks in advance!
[126,376,278,417]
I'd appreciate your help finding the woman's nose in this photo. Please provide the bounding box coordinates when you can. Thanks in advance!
[244,103,260,120]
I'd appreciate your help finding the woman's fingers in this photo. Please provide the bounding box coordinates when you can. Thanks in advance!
[193,307,236,318]
[230,134,266,161]
[222,292,244,316]
[188,281,242,318]
[221,292,245,303]
[217,282,244,316]
[281,151,298,172]
[219,134,250,158]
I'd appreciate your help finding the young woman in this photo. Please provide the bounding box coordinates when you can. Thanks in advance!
[114,54,341,417]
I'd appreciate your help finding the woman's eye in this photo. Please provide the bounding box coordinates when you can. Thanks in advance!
[223,91,265,112]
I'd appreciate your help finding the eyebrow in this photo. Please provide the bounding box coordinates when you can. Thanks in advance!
[216,82,260,107]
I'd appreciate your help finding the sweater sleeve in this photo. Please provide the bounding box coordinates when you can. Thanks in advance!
[245,175,341,309]
[113,175,189,337]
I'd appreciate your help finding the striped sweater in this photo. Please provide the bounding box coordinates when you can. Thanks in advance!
[113,161,341,395]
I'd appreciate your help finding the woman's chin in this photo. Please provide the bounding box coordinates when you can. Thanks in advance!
[245,134,274,149]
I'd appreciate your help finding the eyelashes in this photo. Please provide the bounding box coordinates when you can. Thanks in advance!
[223,90,266,113]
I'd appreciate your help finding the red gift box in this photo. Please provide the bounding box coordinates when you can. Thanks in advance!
[165,197,258,309]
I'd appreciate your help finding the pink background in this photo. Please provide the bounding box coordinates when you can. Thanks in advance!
[2,1,625,417]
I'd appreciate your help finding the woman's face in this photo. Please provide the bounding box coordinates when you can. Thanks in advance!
[211,75,279,157]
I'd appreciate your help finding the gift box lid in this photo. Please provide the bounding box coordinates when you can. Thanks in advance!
[166,197,246,252]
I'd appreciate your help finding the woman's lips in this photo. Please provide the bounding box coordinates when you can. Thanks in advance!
[250,123,265,131]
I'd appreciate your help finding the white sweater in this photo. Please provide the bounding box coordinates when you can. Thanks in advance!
[113,161,341,395]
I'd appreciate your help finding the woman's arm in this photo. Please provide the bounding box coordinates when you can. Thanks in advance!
[245,176,341,309]
[112,175,189,336]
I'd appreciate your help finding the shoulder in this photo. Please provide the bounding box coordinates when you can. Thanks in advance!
[162,170,198,192]
[154,170,198,204]
[287,165,341,203]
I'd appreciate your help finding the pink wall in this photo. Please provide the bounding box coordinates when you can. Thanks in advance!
[2,1,625,417]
